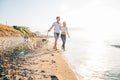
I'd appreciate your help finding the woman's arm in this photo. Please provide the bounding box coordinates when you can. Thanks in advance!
[67,31,70,38]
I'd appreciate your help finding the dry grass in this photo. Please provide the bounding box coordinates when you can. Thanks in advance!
[0,24,23,37]
[0,24,36,37]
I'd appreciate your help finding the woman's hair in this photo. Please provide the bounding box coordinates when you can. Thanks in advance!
[63,21,66,27]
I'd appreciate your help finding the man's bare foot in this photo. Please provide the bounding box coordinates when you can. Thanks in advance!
[53,46,55,49]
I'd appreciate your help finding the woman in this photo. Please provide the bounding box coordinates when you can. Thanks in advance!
[61,21,70,51]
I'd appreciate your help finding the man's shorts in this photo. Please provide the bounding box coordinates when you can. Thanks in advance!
[54,32,59,38]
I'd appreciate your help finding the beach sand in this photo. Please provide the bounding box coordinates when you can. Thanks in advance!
[18,45,78,80]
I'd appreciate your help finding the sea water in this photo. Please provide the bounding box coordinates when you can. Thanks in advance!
[49,30,120,80]
[62,30,120,80]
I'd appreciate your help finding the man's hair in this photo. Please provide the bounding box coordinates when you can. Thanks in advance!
[56,16,60,19]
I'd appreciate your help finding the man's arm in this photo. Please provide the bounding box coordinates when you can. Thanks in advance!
[48,25,54,32]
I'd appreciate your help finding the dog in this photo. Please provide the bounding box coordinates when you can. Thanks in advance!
[30,37,37,49]
[24,36,37,50]
[41,38,48,48]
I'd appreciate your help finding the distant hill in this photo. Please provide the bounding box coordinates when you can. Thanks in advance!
[0,24,35,37]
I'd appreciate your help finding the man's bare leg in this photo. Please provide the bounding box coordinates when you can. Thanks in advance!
[53,38,58,50]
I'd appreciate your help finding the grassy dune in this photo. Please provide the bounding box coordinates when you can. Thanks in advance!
[0,24,35,37]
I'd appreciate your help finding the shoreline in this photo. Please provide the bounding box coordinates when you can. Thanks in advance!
[63,55,81,80]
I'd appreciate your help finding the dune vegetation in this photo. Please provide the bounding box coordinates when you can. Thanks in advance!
[0,24,35,37]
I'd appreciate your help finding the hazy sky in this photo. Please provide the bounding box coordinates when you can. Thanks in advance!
[0,0,120,34]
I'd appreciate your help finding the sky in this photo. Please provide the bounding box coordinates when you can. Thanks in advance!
[0,0,120,35]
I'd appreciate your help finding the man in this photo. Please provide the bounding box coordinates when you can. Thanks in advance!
[48,16,61,50]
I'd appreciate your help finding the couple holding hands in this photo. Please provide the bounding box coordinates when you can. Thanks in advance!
[48,16,70,51]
